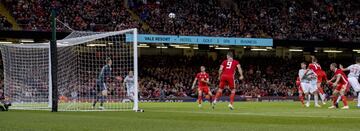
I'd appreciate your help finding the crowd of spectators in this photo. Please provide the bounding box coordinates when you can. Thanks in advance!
[2,0,141,31]
[0,14,12,30]
[137,55,302,99]
[1,0,359,41]
[137,54,358,99]
[134,0,359,42]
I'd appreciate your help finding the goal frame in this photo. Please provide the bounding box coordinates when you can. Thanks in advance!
[0,28,139,112]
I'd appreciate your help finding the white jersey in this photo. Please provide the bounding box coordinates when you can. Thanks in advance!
[298,69,316,83]
[124,76,134,88]
[346,64,360,78]
[124,75,135,98]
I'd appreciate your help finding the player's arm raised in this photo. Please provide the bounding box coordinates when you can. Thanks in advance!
[237,64,244,80]
[339,64,350,71]
[218,65,224,80]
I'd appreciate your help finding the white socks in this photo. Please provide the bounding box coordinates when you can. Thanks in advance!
[336,96,341,103]
[314,94,319,105]
[306,94,311,105]
[320,93,326,102]
[358,92,360,107]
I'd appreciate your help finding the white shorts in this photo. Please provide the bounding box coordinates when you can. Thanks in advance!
[348,77,360,92]
[301,82,317,94]
[311,80,317,89]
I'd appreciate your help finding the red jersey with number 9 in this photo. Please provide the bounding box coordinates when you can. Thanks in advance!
[221,59,239,77]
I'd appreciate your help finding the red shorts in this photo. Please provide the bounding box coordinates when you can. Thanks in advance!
[219,75,235,89]
[335,83,347,92]
[346,83,350,92]
[198,86,210,94]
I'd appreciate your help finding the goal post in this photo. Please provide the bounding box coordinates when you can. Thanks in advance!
[0,28,139,111]
[132,29,139,111]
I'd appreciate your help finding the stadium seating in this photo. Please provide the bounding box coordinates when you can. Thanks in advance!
[134,0,359,41]
[1,0,359,41]
[0,0,358,99]
[0,14,12,30]
[139,55,298,98]
[2,0,140,31]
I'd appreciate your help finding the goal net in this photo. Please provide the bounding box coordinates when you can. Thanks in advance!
[0,29,139,111]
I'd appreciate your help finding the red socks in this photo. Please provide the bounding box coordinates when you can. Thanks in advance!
[341,96,348,106]
[198,95,202,104]
[332,95,337,105]
[214,91,222,101]
[318,87,325,95]
[331,95,348,106]
[299,95,304,105]
[230,93,235,105]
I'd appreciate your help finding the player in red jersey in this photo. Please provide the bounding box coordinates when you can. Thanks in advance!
[296,77,305,106]
[191,66,213,108]
[212,52,244,110]
[327,63,349,109]
[307,56,327,104]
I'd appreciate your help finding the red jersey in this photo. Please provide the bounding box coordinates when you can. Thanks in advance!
[221,59,239,76]
[296,77,300,86]
[196,72,209,87]
[309,63,322,75]
[334,69,348,85]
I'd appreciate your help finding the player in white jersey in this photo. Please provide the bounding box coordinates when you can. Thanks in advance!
[123,71,135,100]
[299,62,321,107]
[340,57,360,108]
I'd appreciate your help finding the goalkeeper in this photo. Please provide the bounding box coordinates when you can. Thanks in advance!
[92,57,112,110]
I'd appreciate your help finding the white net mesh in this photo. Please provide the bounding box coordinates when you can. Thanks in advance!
[0,29,138,111]
[64,31,102,39]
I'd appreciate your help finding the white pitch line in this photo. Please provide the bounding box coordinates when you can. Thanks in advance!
[148,110,360,119]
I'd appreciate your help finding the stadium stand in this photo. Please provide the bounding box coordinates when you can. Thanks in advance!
[0,0,358,99]
[0,14,12,30]
[133,0,359,41]
[2,0,141,31]
[0,52,352,99]
[137,55,351,99]
[1,0,359,41]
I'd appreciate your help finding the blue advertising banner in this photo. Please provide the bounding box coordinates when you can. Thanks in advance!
[126,34,273,46]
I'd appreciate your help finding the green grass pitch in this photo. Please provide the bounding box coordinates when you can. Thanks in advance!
[1,101,360,131]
